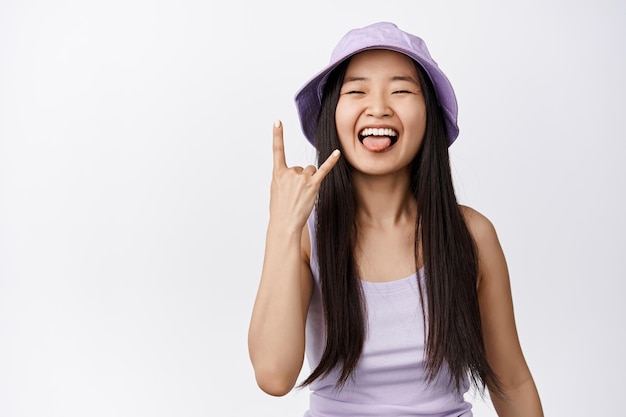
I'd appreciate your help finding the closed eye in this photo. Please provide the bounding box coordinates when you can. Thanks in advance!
[343,90,365,95]
[392,90,414,94]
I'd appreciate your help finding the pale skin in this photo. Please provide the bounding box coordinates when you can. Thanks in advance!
[248,50,543,416]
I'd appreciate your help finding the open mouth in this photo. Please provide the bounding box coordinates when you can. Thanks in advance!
[358,128,399,152]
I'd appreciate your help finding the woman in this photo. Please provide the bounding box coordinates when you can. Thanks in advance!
[249,21,543,416]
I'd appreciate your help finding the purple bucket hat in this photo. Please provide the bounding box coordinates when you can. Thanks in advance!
[294,21,459,146]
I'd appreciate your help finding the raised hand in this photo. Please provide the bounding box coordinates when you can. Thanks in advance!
[269,120,340,232]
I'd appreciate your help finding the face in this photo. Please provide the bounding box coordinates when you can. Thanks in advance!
[335,49,426,176]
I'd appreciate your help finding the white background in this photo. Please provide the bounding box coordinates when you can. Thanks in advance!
[1,0,624,416]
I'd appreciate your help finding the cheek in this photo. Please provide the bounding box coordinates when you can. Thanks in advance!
[414,113,427,135]
[334,102,356,142]
[403,104,427,134]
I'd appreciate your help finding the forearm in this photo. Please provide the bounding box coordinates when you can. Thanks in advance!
[248,223,309,395]
[491,377,544,417]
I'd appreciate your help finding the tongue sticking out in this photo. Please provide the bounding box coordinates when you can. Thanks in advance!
[362,136,392,152]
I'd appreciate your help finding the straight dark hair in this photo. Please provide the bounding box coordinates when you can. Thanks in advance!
[300,56,502,397]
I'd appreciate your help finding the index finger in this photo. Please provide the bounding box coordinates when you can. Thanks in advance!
[272,120,287,172]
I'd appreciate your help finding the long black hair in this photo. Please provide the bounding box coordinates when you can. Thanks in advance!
[299,55,502,396]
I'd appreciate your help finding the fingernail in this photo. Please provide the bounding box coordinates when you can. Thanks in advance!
[274,120,281,128]
[332,149,341,157]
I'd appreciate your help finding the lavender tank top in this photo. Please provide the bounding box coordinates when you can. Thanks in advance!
[303,211,472,417]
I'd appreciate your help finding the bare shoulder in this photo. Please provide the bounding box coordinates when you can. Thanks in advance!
[459,204,499,244]
[459,205,507,288]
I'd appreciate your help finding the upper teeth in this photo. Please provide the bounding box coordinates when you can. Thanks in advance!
[360,128,398,137]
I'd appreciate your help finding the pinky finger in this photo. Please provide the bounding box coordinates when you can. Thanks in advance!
[314,149,341,181]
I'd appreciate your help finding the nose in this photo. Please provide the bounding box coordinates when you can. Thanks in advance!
[366,92,392,118]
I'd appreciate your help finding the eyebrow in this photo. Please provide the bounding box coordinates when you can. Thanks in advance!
[392,76,420,84]
[343,75,419,84]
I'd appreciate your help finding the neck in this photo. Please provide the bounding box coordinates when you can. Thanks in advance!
[352,169,416,227]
